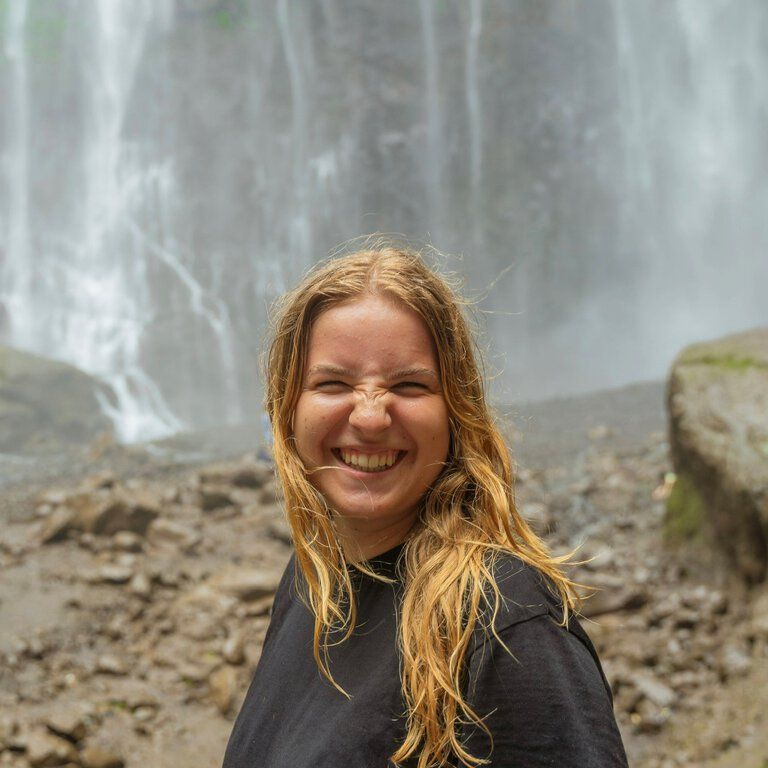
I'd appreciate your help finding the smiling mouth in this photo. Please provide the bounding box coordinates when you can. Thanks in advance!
[333,448,406,473]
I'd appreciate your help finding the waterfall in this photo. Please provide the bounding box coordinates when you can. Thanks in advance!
[2,0,30,346]
[1,0,766,441]
[419,0,444,235]
[465,0,483,249]
[277,0,311,265]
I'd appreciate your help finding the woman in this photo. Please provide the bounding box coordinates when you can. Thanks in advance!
[223,245,628,767]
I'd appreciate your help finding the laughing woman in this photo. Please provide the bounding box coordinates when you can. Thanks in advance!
[222,246,628,768]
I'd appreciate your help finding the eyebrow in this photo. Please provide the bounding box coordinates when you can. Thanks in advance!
[306,365,356,378]
[306,365,438,380]
[387,367,439,380]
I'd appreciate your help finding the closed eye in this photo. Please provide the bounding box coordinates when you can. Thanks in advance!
[393,381,430,392]
[316,380,349,390]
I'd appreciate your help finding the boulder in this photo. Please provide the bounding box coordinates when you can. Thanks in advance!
[44,710,87,743]
[666,327,768,582]
[25,726,79,767]
[38,507,77,544]
[208,567,282,602]
[0,344,114,454]
[147,519,201,551]
[69,490,158,536]
[198,461,272,489]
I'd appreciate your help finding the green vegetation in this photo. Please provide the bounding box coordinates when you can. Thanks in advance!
[680,351,768,371]
[664,471,707,543]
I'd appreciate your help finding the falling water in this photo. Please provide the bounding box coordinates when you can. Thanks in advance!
[2,0,30,347]
[419,0,444,234]
[465,0,483,250]
[277,0,312,266]
[1,0,766,441]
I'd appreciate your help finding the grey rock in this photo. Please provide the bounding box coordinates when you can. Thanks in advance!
[199,462,271,489]
[96,654,128,676]
[0,345,113,454]
[147,519,201,551]
[581,586,648,618]
[631,672,677,708]
[67,491,157,537]
[129,571,153,600]
[25,726,79,767]
[198,486,235,512]
[521,502,555,536]
[79,745,125,768]
[223,631,246,665]
[38,507,76,545]
[110,531,143,552]
[719,643,751,678]
[208,665,238,715]
[44,710,87,742]
[666,327,768,582]
[208,567,282,602]
[266,516,292,545]
[95,565,134,584]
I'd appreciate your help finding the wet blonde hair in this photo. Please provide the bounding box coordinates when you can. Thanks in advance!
[265,243,577,767]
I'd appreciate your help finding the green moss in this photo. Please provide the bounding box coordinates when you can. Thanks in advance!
[680,351,768,371]
[664,471,707,542]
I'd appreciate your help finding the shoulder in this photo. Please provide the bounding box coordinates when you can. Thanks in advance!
[477,552,563,634]
[265,555,300,631]
[469,551,615,699]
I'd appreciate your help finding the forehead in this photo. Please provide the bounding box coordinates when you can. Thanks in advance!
[305,295,438,370]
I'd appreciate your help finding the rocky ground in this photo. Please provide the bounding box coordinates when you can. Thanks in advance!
[1,382,766,768]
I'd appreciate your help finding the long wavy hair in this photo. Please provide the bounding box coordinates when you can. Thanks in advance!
[265,243,577,768]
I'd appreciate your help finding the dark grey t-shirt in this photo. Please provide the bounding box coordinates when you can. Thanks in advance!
[222,546,628,768]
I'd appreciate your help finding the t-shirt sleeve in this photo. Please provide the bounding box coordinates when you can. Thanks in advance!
[462,613,628,768]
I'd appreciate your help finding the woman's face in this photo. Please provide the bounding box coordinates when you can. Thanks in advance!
[293,294,450,553]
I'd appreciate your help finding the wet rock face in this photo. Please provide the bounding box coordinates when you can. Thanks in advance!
[666,327,768,582]
[0,345,114,455]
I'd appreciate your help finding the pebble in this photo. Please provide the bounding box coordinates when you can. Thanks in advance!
[79,745,125,768]
[208,665,238,715]
[129,571,153,599]
[209,567,282,602]
[96,654,129,676]
[223,631,246,665]
[631,673,677,708]
[95,565,134,584]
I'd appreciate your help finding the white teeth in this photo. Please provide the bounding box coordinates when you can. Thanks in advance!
[338,449,400,472]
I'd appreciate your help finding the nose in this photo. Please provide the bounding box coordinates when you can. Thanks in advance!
[348,390,392,433]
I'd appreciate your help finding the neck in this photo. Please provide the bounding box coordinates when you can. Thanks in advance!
[335,515,416,564]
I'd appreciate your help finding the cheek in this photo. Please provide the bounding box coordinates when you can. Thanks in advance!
[293,398,343,460]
